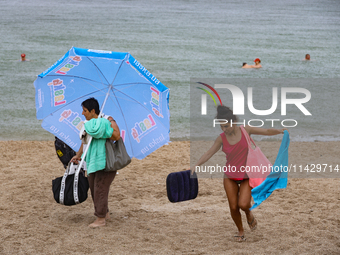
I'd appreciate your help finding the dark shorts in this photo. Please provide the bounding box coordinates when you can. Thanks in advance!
[233,179,249,185]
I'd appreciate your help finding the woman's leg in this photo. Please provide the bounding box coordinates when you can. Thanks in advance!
[88,170,117,227]
[223,178,244,238]
[238,179,257,230]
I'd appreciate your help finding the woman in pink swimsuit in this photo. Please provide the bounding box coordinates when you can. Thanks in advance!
[192,105,286,241]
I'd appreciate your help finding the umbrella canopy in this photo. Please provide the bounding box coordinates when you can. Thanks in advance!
[34,47,170,160]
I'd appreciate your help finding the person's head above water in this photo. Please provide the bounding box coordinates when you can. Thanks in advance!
[243,62,247,66]
[21,53,26,61]
[305,54,310,60]
[254,58,261,64]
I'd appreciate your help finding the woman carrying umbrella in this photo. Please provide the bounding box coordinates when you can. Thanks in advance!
[71,97,120,228]
[192,105,286,241]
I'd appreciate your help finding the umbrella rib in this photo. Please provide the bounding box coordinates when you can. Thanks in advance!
[106,92,137,157]
[111,82,152,88]
[109,54,128,86]
[98,56,137,153]
[45,74,110,89]
[107,89,166,158]
[42,88,109,119]
[44,74,111,103]
[108,85,169,150]
[110,83,166,105]
[86,57,111,85]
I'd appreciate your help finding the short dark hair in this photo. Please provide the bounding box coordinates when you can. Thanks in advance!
[243,62,247,66]
[81,97,100,115]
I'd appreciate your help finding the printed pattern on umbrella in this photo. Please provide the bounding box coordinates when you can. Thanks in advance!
[34,47,170,160]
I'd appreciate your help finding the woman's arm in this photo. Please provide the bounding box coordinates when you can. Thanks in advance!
[251,64,262,68]
[191,135,223,174]
[70,143,83,164]
[108,116,121,141]
[244,125,287,136]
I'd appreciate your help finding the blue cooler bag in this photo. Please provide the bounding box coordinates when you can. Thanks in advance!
[166,170,198,203]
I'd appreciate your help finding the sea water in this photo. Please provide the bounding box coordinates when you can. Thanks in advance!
[0,0,339,142]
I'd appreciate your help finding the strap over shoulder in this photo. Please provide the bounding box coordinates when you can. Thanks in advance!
[240,125,257,149]
[99,113,115,122]
[99,113,109,119]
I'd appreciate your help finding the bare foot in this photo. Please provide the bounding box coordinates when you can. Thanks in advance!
[88,217,106,228]
[105,212,110,220]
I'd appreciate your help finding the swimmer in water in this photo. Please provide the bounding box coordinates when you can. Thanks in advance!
[251,58,262,68]
[20,53,30,62]
[242,63,252,69]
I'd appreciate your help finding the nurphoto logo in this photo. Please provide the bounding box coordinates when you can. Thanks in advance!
[197,83,312,128]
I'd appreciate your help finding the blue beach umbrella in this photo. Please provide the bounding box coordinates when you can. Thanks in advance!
[34,47,170,160]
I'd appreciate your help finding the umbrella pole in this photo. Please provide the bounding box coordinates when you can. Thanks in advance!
[76,85,111,172]
[99,85,112,117]
[74,86,111,203]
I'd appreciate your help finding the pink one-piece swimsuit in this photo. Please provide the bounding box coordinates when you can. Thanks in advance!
[220,130,248,181]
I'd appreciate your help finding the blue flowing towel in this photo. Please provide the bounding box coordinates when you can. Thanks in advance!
[250,130,290,210]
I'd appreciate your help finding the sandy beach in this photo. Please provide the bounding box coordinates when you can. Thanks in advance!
[0,140,339,254]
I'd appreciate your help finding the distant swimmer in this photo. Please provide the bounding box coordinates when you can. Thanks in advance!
[251,58,262,68]
[242,63,253,69]
[242,58,262,69]
[305,54,310,60]
[20,53,30,61]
